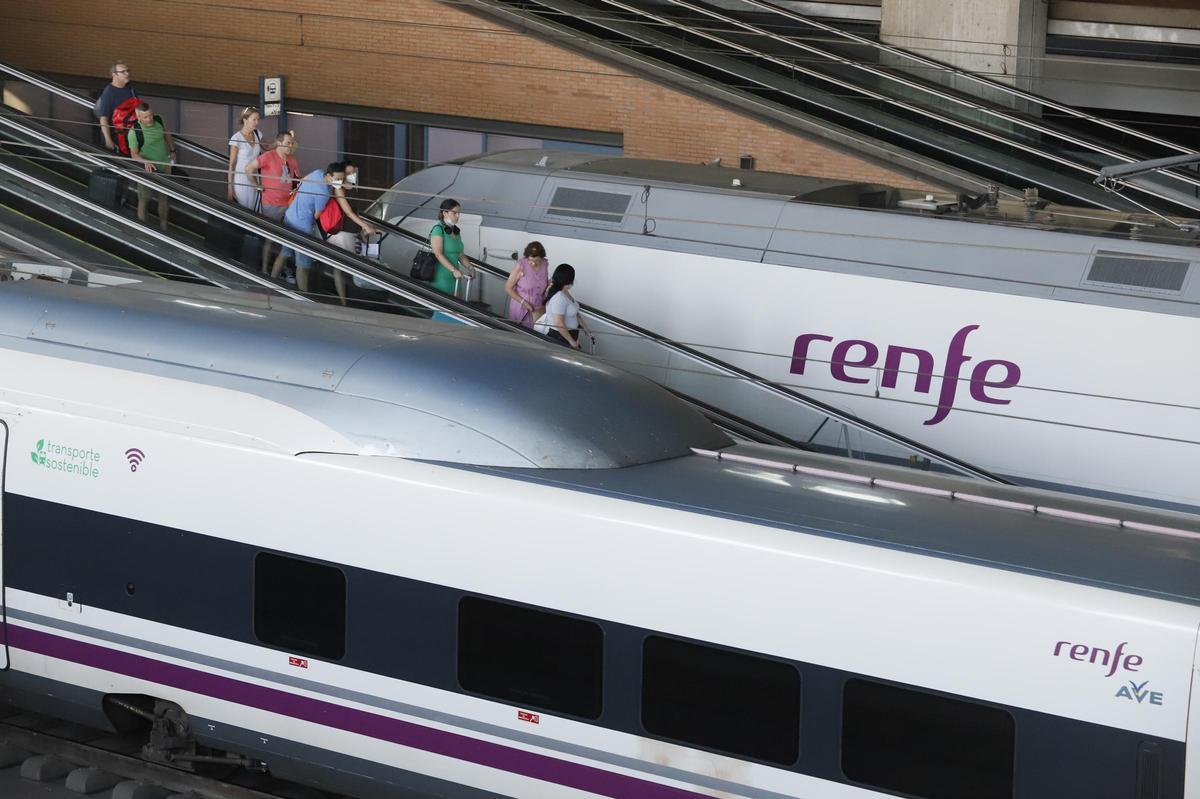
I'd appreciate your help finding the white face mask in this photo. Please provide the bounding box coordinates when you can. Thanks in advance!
[330,179,344,189]
[346,171,359,186]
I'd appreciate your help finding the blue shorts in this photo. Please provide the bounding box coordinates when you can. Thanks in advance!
[281,218,316,269]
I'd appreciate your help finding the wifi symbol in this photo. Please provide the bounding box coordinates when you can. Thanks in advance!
[124,448,146,472]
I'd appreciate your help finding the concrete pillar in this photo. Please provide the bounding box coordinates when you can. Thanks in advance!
[880,0,1048,106]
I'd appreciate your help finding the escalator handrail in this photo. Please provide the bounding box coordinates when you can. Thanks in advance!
[369,215,1008,484]
[0,68,520,322]
[0,82,831,447]
[5,34,1196,207]
[672,0,1200,195]
[743,0,1200,162]
[590,0,1200,212]
[598,0,1130,202]
[0,105,818,457]
[0,61,228,171]
[1,61,1006,478]
[0,140,308,300]
[480,0,1156,211]
[0,57,1136,217]
[0,107,488,324]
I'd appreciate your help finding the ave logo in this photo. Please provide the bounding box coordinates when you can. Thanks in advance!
[1115,680,1163,706]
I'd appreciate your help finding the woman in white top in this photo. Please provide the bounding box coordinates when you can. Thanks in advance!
[226,106,263,209]
[538,263,594,350]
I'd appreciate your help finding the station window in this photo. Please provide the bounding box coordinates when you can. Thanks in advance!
[457,597,603,719]
[841,679,1014,799]
[253,552,346,660]
[641,635,800,765]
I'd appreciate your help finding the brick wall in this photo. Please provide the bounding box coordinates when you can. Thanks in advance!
[0,0,933,188]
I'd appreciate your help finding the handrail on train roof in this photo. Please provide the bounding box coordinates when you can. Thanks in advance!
[1098,153,1200,184]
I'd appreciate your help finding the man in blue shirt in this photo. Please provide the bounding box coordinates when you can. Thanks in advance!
[94,60,136,153]
[280,162,345,292]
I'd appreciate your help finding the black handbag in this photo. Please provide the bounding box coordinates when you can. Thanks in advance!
[410,249,438,281]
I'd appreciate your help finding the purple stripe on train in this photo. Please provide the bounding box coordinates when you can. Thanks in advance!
[790,324,1021,425]
[6,625,712,799]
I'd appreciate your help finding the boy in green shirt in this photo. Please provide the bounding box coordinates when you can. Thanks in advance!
[128,101,177,231]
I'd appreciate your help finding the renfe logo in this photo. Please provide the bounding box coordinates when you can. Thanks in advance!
[1052,640,1143,678]
[790,324,1021,425]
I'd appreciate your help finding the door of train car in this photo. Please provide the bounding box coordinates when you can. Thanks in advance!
[0,421,8,670]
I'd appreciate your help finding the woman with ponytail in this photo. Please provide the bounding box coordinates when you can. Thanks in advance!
[536,263,594,350]
[227,106,262,209]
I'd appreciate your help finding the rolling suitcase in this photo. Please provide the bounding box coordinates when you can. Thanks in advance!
[455,274,490,315]
[87,169,126,209]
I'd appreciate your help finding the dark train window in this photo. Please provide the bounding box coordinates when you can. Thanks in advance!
[457,597,603,719]
[254,552,346,660]
[641,636,800,765]
[842,678,1014,799]
[545,186,631,224]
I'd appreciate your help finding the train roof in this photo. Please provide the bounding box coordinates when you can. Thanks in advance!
[468,443,1200,607]
[458,149,863,200]
[383,149,1200,315]
[0,279,727,468]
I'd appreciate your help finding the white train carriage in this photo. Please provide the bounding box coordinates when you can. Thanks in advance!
[0,279,1196,799]
[378,150,1200,516]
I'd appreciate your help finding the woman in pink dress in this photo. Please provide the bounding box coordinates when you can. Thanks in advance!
[505,241,550,328]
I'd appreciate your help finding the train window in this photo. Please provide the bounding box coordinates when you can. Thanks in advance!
[253,552,346,660]
[641,636,800,765]
[841,679,1014,799]
[457,597,603,719]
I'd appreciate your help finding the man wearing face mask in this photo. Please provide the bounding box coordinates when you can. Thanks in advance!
[319,159,378,305]
[280,161,345,293]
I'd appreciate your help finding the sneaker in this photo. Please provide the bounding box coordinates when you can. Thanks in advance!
[284,273,296,286]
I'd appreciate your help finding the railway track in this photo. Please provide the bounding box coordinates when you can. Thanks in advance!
[0,709,357,799]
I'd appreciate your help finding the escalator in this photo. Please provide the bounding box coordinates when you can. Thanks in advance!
[0,61,1003,482]
[0,123,300,298]
[450,0,1200,216]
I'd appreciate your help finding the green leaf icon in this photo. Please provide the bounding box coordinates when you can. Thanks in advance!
[30,451,39,465]
[35,439,43,451]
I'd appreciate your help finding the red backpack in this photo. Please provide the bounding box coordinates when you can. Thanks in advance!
[317,197,344,237]
[110,96,141,156]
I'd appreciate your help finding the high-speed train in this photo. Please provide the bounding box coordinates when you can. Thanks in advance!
[378,150,1200,515]
[1,277,1198,799]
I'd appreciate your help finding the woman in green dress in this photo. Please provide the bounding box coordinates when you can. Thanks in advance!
[430,198,475,294]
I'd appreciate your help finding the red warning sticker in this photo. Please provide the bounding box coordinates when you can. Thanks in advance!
[289,656,309,669]
[517,710,540,724]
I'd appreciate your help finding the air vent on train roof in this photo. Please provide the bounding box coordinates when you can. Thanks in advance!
[1085,250,1190,293]
[546,186,632,225]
